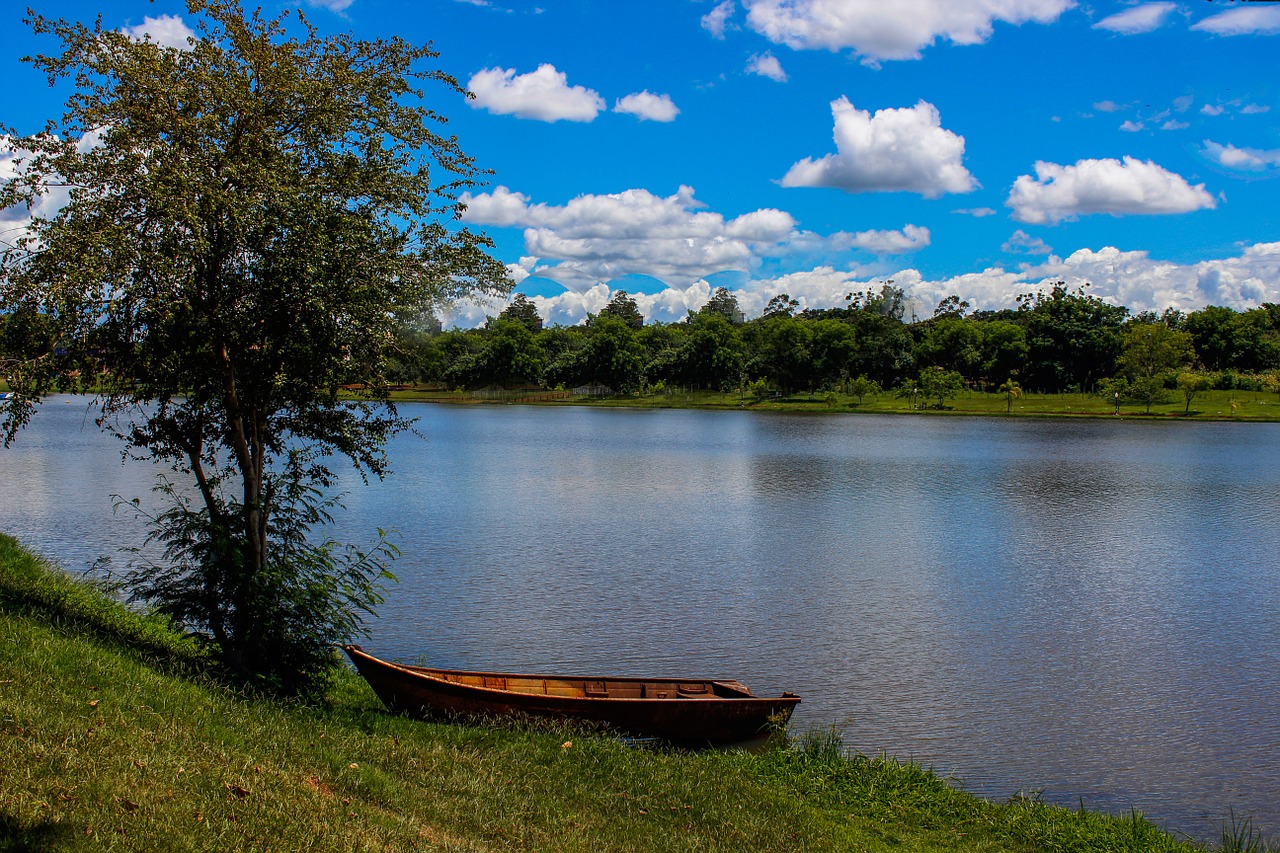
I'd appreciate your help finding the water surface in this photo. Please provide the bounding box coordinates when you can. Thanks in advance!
[3,399,1278,842]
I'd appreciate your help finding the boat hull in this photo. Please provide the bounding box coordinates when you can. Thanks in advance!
[342,645,800,744]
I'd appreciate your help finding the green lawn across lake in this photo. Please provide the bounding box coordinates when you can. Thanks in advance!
[388,385,1280,422]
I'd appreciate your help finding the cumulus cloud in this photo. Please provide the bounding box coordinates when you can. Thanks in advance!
[1120,120,1144,132]
[1003,230,1052,255]
[1192,6,1280,36]
[121,14,197,49]
[1162,120,1190,131]
[438,242,1280,329]
[835,224,931,254]
[614,91,680,122]
[460,185,798,290]
[1094,3,1178,34]
[953,207,997,217]
[741,0,1073,62]
[781,98,977,198]
[1241,104,1271,115]
[1007,156,1216,224]
[746,52,788,82]
[459,184,927,294]
[701,0,736,38]
[1093,100,1126,113]
[1203,141,1280,173]
[305,0,356,11]
[467,65,605,122]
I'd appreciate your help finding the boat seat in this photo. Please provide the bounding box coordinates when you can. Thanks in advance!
[677,684,714,699]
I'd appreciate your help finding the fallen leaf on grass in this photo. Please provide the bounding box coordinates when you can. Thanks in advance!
[117,798,139,813]
[88,700,99,707]
[225,783,250,799]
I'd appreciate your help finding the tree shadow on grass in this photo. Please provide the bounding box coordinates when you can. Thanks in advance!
[0,535,211,678]
[0,811,74,853]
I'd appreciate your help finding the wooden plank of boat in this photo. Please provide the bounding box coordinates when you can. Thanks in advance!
[342,644,800,744]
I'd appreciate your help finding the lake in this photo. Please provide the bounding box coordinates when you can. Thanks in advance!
[3,398,1279,842]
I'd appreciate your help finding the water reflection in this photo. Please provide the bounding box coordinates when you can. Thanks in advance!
[3,400,1280,841]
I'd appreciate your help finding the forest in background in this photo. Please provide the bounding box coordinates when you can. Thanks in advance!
[387,284,1280,411]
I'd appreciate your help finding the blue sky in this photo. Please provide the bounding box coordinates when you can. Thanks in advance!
[3,0,1279,327]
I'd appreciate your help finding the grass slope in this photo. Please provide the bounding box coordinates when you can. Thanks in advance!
[0,534,1213,851]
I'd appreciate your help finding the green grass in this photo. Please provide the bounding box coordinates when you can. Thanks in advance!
[384,385,1280,421]
[0,533,1240,851]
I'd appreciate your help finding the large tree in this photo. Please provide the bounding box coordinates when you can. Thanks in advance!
[0,2,508,692]
[1017,283,1127,393]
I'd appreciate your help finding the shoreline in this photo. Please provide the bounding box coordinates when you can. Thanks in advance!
[385,385,1280,423]
[0,533,1229,850]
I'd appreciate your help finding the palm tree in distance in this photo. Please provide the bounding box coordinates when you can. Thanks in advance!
[998,378,1023,413]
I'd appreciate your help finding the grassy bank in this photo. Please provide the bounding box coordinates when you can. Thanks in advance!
[0,534,1239,851]
[387,386,1280,422]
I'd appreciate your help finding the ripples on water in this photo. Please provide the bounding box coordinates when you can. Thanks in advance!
[3,399,1279,842]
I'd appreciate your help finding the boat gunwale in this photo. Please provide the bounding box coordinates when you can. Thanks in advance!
[343,645,799,705]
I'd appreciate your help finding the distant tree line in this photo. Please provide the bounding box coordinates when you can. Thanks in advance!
[7,282,1280,411]
[377,284,1280,410]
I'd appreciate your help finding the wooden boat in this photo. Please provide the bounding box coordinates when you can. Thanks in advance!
[342,644,800,744]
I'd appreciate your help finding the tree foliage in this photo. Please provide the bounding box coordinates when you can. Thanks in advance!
[598,289,644,330]
[0,1,508,693]
[917,366,964,409]
[498,293,543,332]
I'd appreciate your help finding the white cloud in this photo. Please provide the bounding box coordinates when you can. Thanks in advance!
[781,225,931,256]
[741,0,1074,62]
[781,98,977,198]
[437,243,1280,329]
[1161,120,1189,131]
[1093,100,1125,113]
[1241,104,1271,115]
[1203,141,1280,173]
[1007,156,1216,224]
[467,64,605,122]
[836,224,931,254]
[460,185,798,290]
[1120,120,1144,132]
[459,184,926,293]
[305,0,356,10]
[1003,230,1052,255]
[1192,6,1280,36]
[953,207,997,217]
[1093,3,1178,34]
[746,52,788,82]
[614,91,680,122]
[1201,104,1225,117]
[701,0,736,38]
[120,14,197,49]
[1031,243,1280,312]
